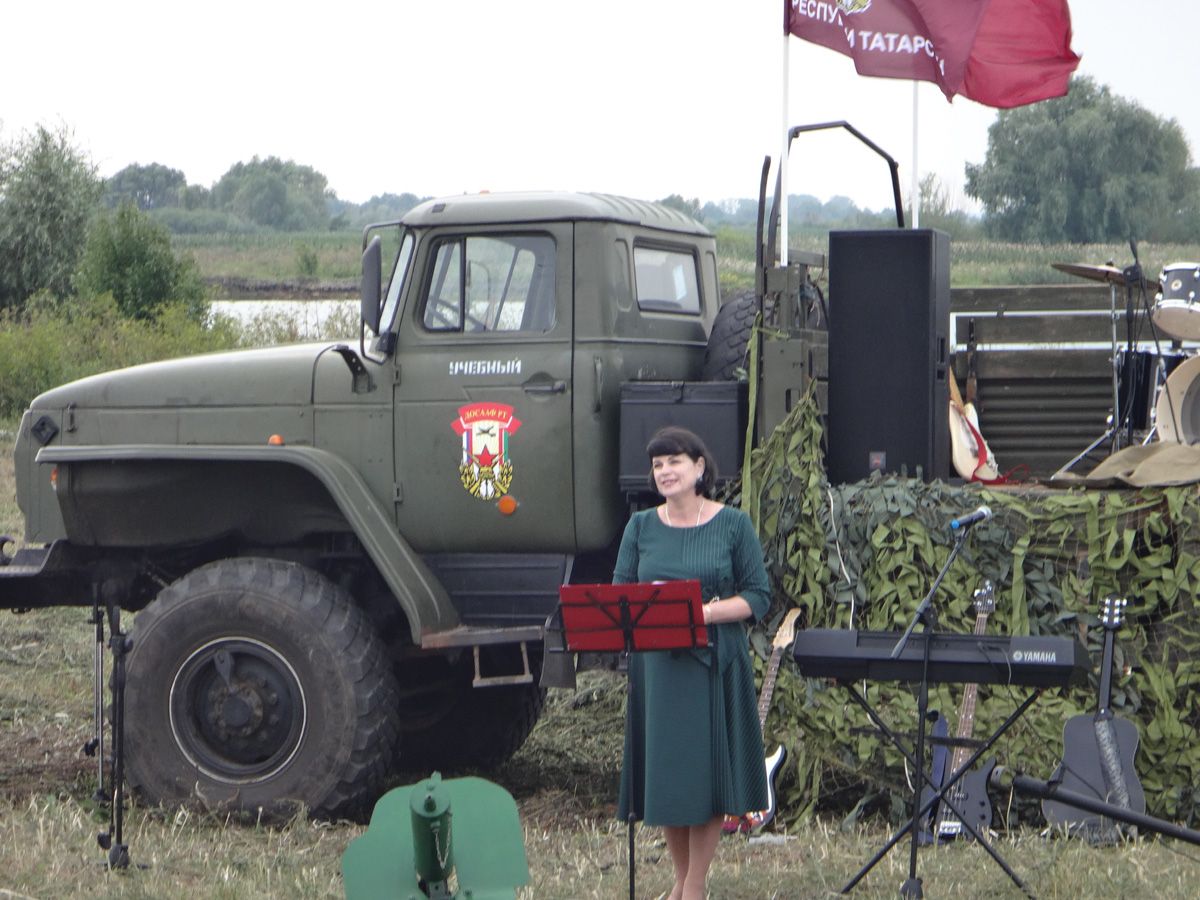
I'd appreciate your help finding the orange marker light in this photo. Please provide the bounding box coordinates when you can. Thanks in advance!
[497,494,518,516]
[49,466,58,491]
[268,434,285,446]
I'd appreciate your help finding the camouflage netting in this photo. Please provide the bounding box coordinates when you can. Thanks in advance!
[734,382,1200,828]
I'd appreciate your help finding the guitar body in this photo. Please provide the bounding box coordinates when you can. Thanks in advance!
[1043,596,1144,838]
[1042,715,1145,833]
[737,744,788,833]
[936,757,996,841]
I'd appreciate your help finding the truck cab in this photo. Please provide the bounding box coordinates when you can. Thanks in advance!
[2,192,741,821]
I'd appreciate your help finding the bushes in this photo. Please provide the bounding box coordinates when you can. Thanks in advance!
[76,205,207,321]
[0,294,240,419]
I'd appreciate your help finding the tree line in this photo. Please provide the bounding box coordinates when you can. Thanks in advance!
[1,74,1196,318]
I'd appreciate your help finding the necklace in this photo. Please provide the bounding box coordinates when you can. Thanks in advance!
[664,499,704,528]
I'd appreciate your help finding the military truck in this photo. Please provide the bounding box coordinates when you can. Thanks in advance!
[0,184,836,819]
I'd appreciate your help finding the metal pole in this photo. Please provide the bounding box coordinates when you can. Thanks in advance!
[911,82,920,229]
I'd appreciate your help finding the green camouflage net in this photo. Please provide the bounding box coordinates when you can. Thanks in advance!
[737,384,1200,827]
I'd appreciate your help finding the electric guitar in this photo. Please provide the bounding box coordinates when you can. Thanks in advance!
[723,608,801,834]
[1042,596,1145,838]
[934,581,997,841]
[949,367,999,483]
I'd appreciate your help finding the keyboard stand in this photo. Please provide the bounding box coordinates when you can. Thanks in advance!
[839,680,1041,899]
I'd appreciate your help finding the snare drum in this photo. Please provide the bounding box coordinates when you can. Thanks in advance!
[1152,262,1200,341]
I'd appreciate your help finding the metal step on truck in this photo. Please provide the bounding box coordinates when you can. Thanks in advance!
[0,126,922,822]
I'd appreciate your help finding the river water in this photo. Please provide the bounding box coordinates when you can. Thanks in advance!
[210,298,358,340]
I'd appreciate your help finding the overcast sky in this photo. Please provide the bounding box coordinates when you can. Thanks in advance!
[3,1,1195,212]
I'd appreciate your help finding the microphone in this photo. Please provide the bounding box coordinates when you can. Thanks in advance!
[949,505,992,531]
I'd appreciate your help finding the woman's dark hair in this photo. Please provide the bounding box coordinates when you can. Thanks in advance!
[646,426,717,497]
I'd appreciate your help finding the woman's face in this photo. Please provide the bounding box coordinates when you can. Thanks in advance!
[651,452,704,499]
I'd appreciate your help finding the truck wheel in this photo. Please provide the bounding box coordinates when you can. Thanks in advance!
[123,558,399,821]
[702,290,758,380]
[399,649,545,771]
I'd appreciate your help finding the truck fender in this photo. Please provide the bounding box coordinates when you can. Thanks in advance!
[36,444,457,641]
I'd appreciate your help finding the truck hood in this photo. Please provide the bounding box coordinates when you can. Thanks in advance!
[30,343,336,410]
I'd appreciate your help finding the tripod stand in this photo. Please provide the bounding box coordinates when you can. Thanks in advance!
[1053,253,1167,476]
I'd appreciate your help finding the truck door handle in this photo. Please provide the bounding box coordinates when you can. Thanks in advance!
[523,379,566,395]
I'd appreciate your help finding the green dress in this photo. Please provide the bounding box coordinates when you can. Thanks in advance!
[614,505,771,826]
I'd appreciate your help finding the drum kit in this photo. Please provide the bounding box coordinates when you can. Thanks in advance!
[1053,258,1200,473]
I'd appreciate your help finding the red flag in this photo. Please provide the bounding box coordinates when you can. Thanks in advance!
[784,0,1079,108]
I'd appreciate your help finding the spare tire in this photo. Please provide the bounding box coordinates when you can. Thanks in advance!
[702,291,758,381]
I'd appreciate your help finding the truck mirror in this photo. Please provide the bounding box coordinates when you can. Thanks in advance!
[361,236,383,334]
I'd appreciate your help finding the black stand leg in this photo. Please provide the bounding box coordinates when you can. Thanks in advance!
[97,591,131,870]
[624,648,636,900]
[83,589,105,803]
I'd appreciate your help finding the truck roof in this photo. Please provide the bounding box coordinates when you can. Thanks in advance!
[400,191,712,237]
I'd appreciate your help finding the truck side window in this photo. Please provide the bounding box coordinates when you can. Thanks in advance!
[633,246,701,314]
[422,234,556,333]
[380,231,414,332]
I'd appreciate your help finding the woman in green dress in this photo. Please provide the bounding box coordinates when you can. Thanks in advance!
[614,426,770,900]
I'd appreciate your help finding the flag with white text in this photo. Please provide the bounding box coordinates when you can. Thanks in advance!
[785,0,1079,108]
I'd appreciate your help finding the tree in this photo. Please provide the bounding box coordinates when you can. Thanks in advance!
[212,157,330,230]
[0,125,102,311]
[965,76,1197,243]
[104,163,187,210]
[75,204,206,321]
[657,194,702,218]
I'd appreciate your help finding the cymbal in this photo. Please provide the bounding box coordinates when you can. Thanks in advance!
[1052,262,1161,290]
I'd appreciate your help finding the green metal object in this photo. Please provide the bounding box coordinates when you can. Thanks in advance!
[342,773,528,900]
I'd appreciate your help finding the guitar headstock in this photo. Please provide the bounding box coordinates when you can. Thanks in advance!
[1101,594,1127,630]
[972,580,996,616]
[773,609,802,650]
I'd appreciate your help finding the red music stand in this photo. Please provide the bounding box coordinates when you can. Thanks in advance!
[557,580,709,654]
[554,580,708,900]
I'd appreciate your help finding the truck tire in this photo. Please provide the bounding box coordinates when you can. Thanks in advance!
[123,558,399,821]
[702,290,758,380]
[398,648,545,772]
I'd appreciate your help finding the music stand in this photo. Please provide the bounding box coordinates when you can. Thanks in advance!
[555,580,708,900]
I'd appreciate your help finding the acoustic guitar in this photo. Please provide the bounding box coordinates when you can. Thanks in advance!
[1042,596,1145,838]
[723,608,801,834]
[932,581,997,841]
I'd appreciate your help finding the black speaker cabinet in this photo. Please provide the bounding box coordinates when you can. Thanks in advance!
[827,229,950,483]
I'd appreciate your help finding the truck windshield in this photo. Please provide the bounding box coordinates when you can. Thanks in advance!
[380,230,415,332]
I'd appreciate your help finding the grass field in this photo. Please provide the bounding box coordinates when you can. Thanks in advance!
[170,227,1200,296]
[4,451,1200,898]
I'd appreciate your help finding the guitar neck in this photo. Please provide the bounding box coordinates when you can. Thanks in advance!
[948,609,990,770]
[758,647,783,731]
[1097,624,1118,719]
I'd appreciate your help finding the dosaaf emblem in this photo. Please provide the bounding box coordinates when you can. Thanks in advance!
[452,403,522,500]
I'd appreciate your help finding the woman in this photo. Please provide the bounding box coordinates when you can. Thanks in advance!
[613,425,771,900]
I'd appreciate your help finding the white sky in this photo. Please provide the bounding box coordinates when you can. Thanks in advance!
[2,1,1195,213]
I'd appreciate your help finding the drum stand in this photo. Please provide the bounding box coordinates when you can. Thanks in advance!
[1055,278,1133,476]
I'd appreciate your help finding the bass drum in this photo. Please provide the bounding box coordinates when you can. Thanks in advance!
[1151,262,1200,341]
[1155,354,1200,443]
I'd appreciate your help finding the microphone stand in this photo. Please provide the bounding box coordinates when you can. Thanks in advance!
[889,526,971,900]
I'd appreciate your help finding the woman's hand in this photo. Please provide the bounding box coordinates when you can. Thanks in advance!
[703,595,753,625]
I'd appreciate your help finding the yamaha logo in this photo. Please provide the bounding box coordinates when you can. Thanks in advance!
[1011,650,1057,664]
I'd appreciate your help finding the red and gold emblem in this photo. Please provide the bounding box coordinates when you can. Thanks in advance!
[452,403,522,500]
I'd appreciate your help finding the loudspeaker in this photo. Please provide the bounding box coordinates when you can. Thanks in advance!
[826,229,950,484]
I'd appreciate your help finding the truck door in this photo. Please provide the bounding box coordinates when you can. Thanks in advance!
[392,224,575,554]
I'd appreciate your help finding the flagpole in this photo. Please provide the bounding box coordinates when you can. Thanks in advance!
[780,28,790,266]
[911,81,919,229]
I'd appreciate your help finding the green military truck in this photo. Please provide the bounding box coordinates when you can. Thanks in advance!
[0,189,829,820]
